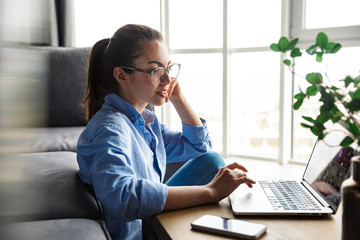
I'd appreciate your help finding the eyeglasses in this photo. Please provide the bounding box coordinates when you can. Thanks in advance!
[120,63,181,86]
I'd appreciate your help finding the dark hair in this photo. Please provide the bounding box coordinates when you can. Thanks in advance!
[85,24,163,121]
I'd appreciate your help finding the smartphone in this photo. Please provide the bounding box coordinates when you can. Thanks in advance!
[191,215,267,239]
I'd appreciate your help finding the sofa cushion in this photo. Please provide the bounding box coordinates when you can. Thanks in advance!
[0,152,101,222]
[13,126,84,153]
[2,219,110,240]
[45,47,90,127]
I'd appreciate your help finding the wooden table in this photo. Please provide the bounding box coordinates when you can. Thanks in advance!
[148,198,342,239]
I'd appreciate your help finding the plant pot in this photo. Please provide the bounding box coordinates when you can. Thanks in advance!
[341,156,360,240]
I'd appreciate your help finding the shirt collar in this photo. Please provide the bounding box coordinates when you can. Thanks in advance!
[104,93,141,123]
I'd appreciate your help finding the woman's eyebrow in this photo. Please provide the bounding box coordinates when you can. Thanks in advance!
[147,60,172,67]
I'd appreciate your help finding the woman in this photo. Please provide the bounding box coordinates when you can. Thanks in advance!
[77,24,255,240]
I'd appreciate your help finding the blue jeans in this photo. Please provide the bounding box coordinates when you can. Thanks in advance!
[165,151,226,186]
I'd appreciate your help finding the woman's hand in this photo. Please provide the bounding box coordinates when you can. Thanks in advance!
[165,78,203,126]
[164,162,255,211]
[206,162,256,203]
[165,78,182,103]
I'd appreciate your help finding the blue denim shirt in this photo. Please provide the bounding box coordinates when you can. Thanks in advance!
[77,93,212,240]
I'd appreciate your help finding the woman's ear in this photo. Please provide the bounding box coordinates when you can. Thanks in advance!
[113,67,127,84]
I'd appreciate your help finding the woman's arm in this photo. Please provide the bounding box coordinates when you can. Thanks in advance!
[163,162,256,211]
[166,79,202,126]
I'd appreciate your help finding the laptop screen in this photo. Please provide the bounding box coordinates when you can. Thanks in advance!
[302,131,354,211]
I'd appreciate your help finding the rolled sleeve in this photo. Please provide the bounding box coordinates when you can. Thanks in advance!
[182,118,211,144]
[163,118,212,163]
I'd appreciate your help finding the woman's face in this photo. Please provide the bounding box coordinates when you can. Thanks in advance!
[122,40,172,112]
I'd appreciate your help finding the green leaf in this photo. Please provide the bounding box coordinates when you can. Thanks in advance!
[306,84,318,96]
[353,88,360,98]
[283,59,291,66]
[329,43,342,53]
[306,73,323,84]
[340,136,354,147]
[293,99,303,110]
[288,38,299,50]
[290,48,302,58]
[316,52,323,62]
[325,42,336,52]
[311,122,326,139]
[306,45,317,55]
[316,32,328,49]
[278,37,289,52]
[270,43,280,52]
[311,126,320,136]
[329,108,343,123]
[344,119,360,138]
[343,76,354,87]
[347,99,360,112]
[316,112,331,124]
[354,75,360,86]
[294,92,306,100]
[302,116,315,123]
[301,123,312,128]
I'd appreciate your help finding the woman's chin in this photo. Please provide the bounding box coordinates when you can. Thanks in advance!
[151,98,166,106]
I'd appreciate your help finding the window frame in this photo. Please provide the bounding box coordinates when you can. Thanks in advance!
[291,0,360,45]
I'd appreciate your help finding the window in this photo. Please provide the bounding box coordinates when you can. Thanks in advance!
[228,0,281,48]
[166,0,223,153]
[74,0,360,164]
[228,0,282,160]
[168,0,222,49]
[74,0,161,47]
[304,0,360,29]
[169,53,223,152]
[230,52,280,159]
[291,0,360,43]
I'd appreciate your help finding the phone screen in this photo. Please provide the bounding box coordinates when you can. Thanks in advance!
[191,215,266,239]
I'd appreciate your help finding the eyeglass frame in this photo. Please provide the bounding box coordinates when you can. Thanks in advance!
[119,63,181,86]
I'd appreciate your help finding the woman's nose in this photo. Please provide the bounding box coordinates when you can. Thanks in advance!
[160,72,171,85]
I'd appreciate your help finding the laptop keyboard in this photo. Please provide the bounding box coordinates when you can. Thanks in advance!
[259,180,322,211]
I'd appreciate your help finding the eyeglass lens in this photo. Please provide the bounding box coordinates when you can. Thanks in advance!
[152,64,180,85]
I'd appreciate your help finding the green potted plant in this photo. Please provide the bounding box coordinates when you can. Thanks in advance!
[270,32,360,240]
[270,32,360,147]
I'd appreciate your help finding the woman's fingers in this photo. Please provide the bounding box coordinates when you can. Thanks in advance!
[232,170,256,186]
[224,161,248,172]
[166,78,178,102]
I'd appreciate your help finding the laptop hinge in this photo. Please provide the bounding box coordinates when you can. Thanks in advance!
[302,181,331,209]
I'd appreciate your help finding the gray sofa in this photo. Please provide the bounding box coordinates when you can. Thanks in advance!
[0,47,183,239]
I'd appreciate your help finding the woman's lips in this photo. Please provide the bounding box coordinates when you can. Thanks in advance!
[156,90,168,98]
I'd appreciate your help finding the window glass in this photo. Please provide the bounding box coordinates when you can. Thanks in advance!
[292,47,360,162]
[74,0,160,47]
[305,0,360,29]
[230,52,280,158]
[168,53,223,152]
[229,0,282,48]
[168,0,222,49]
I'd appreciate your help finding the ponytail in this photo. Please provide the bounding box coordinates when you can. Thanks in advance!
[85,38,115,121]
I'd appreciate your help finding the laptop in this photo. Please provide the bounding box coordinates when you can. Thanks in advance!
[229,130,354,216]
